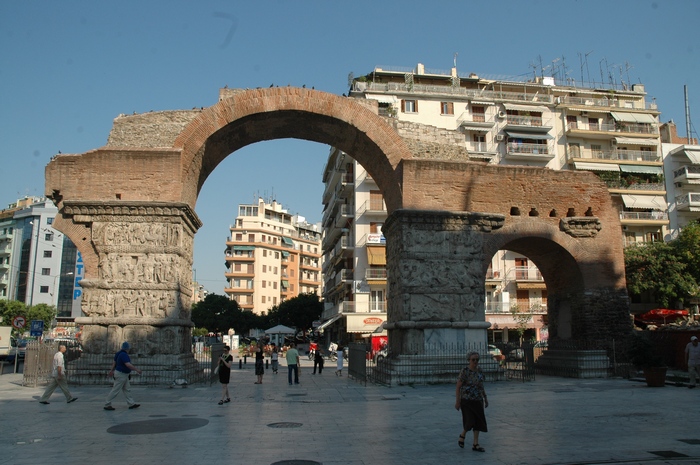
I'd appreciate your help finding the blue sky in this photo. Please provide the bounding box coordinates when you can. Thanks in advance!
[1,0,699,294]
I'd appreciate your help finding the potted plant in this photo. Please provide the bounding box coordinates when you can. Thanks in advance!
[627,333,667,387]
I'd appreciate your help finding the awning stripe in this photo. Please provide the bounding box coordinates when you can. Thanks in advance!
[614,137,657,146]
[619,165,663,174]
[503,103,547,113]
[621,194,667,210]
[366,246,387,266]
[611,112,656,124]
[233,245,255,251]
[471,100,495,105]
[505,131,554,140]
[573,162,620,172]
[317,313,343,331]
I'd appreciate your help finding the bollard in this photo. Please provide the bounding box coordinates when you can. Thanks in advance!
[239,359,243,369]
[244,355,247,365]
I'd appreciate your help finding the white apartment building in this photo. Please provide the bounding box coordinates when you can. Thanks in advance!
[224,198,322,315]
[321,63,666,343]
[0,197,80,321]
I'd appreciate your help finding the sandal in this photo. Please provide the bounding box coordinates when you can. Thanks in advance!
[218,400,224,405]
[472,444,485,452]
[458,434,465,449]
[224,398,230,403]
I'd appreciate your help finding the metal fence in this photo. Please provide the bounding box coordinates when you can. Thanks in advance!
[354,339,640,387]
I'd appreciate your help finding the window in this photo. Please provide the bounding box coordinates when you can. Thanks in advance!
[248,234,255,242]
[401,99,417,113]
[440,102,454,115]
[275,252,279,259]
[43,250,52,258]
[262,265,267,273]
[235,233,243,241]
[273,297,277,305]
[472,106,485,122]
[40,286,49,293]
[262,281,266,288]
[273,266,278,275]
[45,233,54,241]
[263,250,267,257]
[42,268,51,276]
[234,263,242,272]
[566,115,577,129]
[273,282,277,290]
[46,217,53,225]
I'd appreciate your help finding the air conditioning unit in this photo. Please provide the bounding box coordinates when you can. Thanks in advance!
[622,226,628,231]
[495,134,505,142]
[611,139,617,145]
[675,182,683,188]
[497,111,506,119]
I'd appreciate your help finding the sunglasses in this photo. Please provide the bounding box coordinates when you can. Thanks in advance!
[470,358,480,361]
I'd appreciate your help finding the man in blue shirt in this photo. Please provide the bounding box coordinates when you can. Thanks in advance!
[104,341,143,410]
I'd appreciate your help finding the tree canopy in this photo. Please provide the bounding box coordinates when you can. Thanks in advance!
[0,300,56,335]
[266,293,323,334]
[625,221,700,308]
[191,293,264,335]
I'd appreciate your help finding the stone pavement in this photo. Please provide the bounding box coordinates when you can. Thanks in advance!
[2,357,700,465]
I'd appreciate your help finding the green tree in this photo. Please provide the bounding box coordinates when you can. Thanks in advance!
[625,240,698,308]
[191,293,265,335]
[0,300,29,327]
[674,220,700,284]
[266,293,322,334]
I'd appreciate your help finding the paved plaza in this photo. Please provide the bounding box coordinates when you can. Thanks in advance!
[1,357,700,465]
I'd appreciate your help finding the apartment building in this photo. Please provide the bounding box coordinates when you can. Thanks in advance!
[0,197,79,320]
[224,198,322,315]
[320,63,665,343]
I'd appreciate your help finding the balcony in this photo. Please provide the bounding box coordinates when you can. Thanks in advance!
[575,149,661,163]
[365,268,387,280]
[485,302,548,314]
[512,266,543,282]
[456,112,496,129]
[504,114,553,132]
[566,122,659,136]
[356,199,386,217]
[620,211,668,221]
[505,143,554,161]
[558,95,657,111]
[676,193,700,211]
[674,165,700,185]
[466,141,498,158]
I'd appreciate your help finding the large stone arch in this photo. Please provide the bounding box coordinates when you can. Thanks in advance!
[44,88,631,384]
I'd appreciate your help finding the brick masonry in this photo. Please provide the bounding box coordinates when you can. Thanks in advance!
[44,87,631,380]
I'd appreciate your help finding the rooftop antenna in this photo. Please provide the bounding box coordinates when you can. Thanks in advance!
[624,61,633,88]
[685,85,693,144]
[584,50,593,83]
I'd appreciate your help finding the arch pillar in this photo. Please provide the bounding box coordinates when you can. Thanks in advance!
[383,209,505,355]
[58,201,202,384]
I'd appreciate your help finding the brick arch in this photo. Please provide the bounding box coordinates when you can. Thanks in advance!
[172,87,411,212]
[482,220,628,340]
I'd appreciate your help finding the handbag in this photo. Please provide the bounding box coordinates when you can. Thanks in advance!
[214,365,220,375]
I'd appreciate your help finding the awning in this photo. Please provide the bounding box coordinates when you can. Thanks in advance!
[346,313,386,333]
[611,112,656,124]
[621,194,668,210]
[574,162,620,172]
[281,280,289,288]
[281,251,290,258]
[471,100,495,106]
[505,131,554,140]
[366,246,386,266]
[317,313,343,331]
[517,282,547,290]
[669,146,700,164]
[503,103,546,113]
[619,165,663,175]
[233,245,255,251]
[281,236,294,247]
[614,137,657,146]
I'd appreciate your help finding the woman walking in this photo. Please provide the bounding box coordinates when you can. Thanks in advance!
[218,345,233,405]
[271,344,279,374]
[455,351,488,452]
[335,343,344,376]
[254,342,265,384]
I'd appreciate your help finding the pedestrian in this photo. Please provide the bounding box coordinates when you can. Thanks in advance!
[218,345,233,404]
[286,342,300,385]
[685,335,700,389]
[104,341,142,411]
[254,341,264,384]
[313,347,324,374]
[271,344,279,374]
[455,350,488,452]
[335,343,344,376]
[39,345,78,404]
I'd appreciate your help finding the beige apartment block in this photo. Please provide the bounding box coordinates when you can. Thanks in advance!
[320,63,667,343]
[224,198,322,315]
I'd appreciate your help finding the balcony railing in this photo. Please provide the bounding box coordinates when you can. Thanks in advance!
[365,268,387,280]
[620,211,668,221]
[674,165,700,182]
[356,199,386,216]
[504,114,552,129]
[511,266,544,281]
[676,193,700,211]
[604,181,665,191]
[567,148,661,163]
[359,81,554,104]
[506,143,553,157]
[485,302,547,314]
[466,141,497,154]
[558,95,657,110]
[456,112,496,127]
[566,122,659,135]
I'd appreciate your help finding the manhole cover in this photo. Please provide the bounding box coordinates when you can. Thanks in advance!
[107,418,209,435]
[648,450,689,458]
[267,422,303,429]
[271,461,320,465]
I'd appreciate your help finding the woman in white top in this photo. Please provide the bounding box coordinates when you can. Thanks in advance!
[335,343,344,376]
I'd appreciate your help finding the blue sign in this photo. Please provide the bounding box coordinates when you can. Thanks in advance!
[30,320,44,337]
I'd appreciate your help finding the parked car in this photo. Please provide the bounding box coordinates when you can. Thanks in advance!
[6,338,27,362]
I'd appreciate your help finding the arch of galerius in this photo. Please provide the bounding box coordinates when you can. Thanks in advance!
[45,87,630,384]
